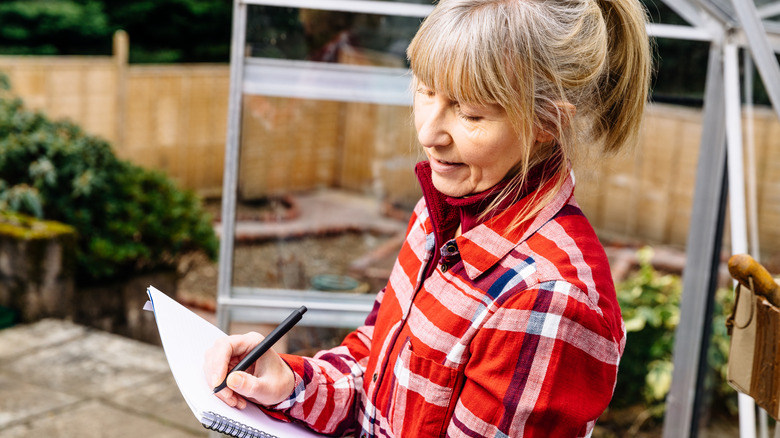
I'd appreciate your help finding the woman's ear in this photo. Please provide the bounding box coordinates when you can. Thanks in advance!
[535,102,576,143]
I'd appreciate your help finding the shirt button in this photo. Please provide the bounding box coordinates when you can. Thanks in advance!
[372,372,378,382]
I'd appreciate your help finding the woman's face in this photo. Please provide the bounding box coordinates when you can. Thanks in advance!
[414,80,527,197]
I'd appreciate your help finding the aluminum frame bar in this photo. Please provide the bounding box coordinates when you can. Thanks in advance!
[694,0,739,25]
[731,0,780,120]
[240,0,433,17]
[647,23,713,41]
[725,41,757,438]
[660,0,716,28]
[743,54,761,264]
[243,58,412,105]
[217,0,248,333]
[662,42,729,438]
[221,288,376,328]
[659,0,727,44]
[757,2,780,19]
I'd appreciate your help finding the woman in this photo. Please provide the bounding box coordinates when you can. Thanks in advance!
[204,0,651,436]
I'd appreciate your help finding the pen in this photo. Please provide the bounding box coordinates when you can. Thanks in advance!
[213,305,307,394]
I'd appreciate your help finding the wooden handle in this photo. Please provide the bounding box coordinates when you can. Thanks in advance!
[728,254,780,307]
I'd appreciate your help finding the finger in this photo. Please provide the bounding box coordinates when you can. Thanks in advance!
[213,386,248,410]
[214,386,238,406]
[203,342,233,388]
[227,332,267,355]
[204,332,265,389]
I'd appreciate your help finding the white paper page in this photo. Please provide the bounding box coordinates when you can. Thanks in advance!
[146,286,320,437]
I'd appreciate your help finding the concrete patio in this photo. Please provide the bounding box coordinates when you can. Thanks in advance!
[0,318,207,438]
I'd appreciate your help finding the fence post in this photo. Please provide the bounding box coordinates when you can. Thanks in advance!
[113,30,129,152]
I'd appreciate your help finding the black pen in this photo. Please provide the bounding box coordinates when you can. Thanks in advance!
[213,305,307,394]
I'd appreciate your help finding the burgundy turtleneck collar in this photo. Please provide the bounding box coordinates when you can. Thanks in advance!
[414,155,559,260]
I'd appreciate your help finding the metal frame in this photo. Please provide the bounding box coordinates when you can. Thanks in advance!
[660,1,780,437]
[661,41,729,438]
[217,0,431,333]
[218,1,780,436]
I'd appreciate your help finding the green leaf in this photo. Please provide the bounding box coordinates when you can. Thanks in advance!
[644,360,674,402]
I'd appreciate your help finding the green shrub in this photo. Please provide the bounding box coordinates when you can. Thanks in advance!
[0,89,217,284]
[614,247,735,417]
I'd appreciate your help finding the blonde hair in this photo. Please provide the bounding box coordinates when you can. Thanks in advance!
[407,0,651,226]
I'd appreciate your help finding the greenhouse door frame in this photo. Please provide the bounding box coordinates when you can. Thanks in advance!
[216,0,433,332]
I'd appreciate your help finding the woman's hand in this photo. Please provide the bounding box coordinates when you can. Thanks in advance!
[203,332,295,409]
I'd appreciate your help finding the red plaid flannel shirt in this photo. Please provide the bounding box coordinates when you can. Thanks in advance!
[269,170,625,437]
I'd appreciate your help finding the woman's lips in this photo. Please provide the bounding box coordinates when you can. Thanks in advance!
[428,157,464,174]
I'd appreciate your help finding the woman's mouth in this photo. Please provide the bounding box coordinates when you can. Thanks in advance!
[428,157,464,173]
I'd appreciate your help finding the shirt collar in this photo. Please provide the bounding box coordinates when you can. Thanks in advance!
[415,159,575,280]
[457,168,575,279]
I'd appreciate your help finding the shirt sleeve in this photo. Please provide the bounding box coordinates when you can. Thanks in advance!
[261,200,428,435]
[259,288,383,436]
[448,280,623,438]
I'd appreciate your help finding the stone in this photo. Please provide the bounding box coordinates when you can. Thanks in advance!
[0,213,76,323]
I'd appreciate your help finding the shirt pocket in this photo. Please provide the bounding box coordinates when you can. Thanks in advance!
[389,340,459,437]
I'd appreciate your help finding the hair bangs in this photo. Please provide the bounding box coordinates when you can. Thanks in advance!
[408,4,509,108]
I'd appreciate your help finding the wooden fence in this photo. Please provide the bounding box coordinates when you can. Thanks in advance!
[0,32,229,197]
[1,32,779,260]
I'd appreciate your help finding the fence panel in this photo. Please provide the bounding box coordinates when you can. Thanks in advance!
[2,48,780,261]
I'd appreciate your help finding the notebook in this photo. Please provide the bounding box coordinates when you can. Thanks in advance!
[144,285,321,438]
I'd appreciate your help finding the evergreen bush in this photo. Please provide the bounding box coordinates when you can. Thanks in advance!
[0,82,217,284]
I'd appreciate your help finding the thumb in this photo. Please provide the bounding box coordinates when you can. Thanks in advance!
[227,371,260,398]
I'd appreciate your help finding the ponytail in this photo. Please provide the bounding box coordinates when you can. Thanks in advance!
[594,0,652,154]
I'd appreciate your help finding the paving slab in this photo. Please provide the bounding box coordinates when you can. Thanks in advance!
[0,400,202,438]
[0,373,81,429]
[0,319,205,437]
[0,319,87,361]
[3,329,170,399]
[112,371,206,434]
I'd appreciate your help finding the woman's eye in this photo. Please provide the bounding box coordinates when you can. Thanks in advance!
[456,106,482,122]
[416,87,434,98]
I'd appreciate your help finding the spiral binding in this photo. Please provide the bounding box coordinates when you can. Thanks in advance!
[201,411,279,438]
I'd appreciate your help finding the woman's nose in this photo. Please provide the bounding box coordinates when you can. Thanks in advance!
[416,101,451,148]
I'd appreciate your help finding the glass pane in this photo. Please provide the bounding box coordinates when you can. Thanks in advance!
[227,90,420,346]
[246,5,425,67]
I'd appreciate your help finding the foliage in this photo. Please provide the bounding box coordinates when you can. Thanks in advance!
[0,90,218,284]
[0,0,231,63]
[0,1,112,55]
[614,247,736,419]
[101,0,232,63]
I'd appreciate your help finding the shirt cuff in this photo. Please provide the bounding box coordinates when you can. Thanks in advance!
[263,354,306,411]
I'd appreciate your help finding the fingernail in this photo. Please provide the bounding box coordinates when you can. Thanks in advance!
[227,373,243,389]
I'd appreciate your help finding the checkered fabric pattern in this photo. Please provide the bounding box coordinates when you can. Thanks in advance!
[267,171,625,437]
